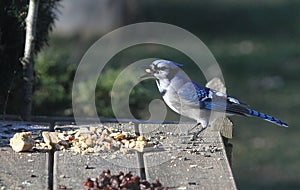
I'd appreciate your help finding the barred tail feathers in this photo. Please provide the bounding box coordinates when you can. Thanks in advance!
[246,108,288,127]
[223,103,288,127]
[202,99,288,127]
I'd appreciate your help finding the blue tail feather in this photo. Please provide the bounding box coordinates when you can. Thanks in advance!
[246,108,288,127]
[200,93,288,128]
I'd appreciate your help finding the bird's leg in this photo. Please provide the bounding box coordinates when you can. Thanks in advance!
[188,122,208,141]
[187,122,200,135]
[191,126,207,141]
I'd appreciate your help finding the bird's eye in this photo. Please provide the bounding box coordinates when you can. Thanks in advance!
[159,66,166,70]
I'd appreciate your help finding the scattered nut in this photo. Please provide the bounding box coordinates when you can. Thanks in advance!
[137,135,146,141]
[129,141,136,149]
[11,126,156,154]
[109,133,125,140]
[58,185,67,190]
[59,175,66,178]
[83,170,168,190]
[10,132,35,152]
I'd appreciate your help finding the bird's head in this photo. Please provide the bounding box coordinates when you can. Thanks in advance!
[141,59,183,80]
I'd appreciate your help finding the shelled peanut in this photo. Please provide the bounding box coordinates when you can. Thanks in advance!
[11,126,155,154]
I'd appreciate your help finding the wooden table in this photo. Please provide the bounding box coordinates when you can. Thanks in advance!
[0,120,236,190]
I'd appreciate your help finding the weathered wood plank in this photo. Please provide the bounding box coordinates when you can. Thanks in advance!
[0,148,48,190]
[0,121,50,190]
[53,151,141,190]
[53,122,141,190]
[139,123,237,190]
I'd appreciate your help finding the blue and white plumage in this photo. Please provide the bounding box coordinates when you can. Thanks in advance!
[142,59,288,137]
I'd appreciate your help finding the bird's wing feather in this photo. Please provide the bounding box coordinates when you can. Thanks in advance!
[177,81,249,115]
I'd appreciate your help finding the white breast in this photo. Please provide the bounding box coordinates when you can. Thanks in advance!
[162,88,180,114]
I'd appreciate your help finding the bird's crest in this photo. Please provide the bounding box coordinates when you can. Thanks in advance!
[153,59,183,68]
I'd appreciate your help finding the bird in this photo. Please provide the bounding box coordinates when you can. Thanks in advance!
[141,59,288,139]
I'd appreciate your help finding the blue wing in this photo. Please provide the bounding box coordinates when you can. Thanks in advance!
[178,81,249,115]
[193,82,248,114]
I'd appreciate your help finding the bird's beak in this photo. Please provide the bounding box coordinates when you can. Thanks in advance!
[140,66,155,79]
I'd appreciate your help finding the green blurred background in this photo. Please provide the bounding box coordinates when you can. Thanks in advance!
[4,0,300,189]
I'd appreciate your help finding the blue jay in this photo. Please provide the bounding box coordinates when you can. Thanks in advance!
[142,59,288,138]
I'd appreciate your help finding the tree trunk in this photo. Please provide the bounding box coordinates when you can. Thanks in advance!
[21,0,39,120]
